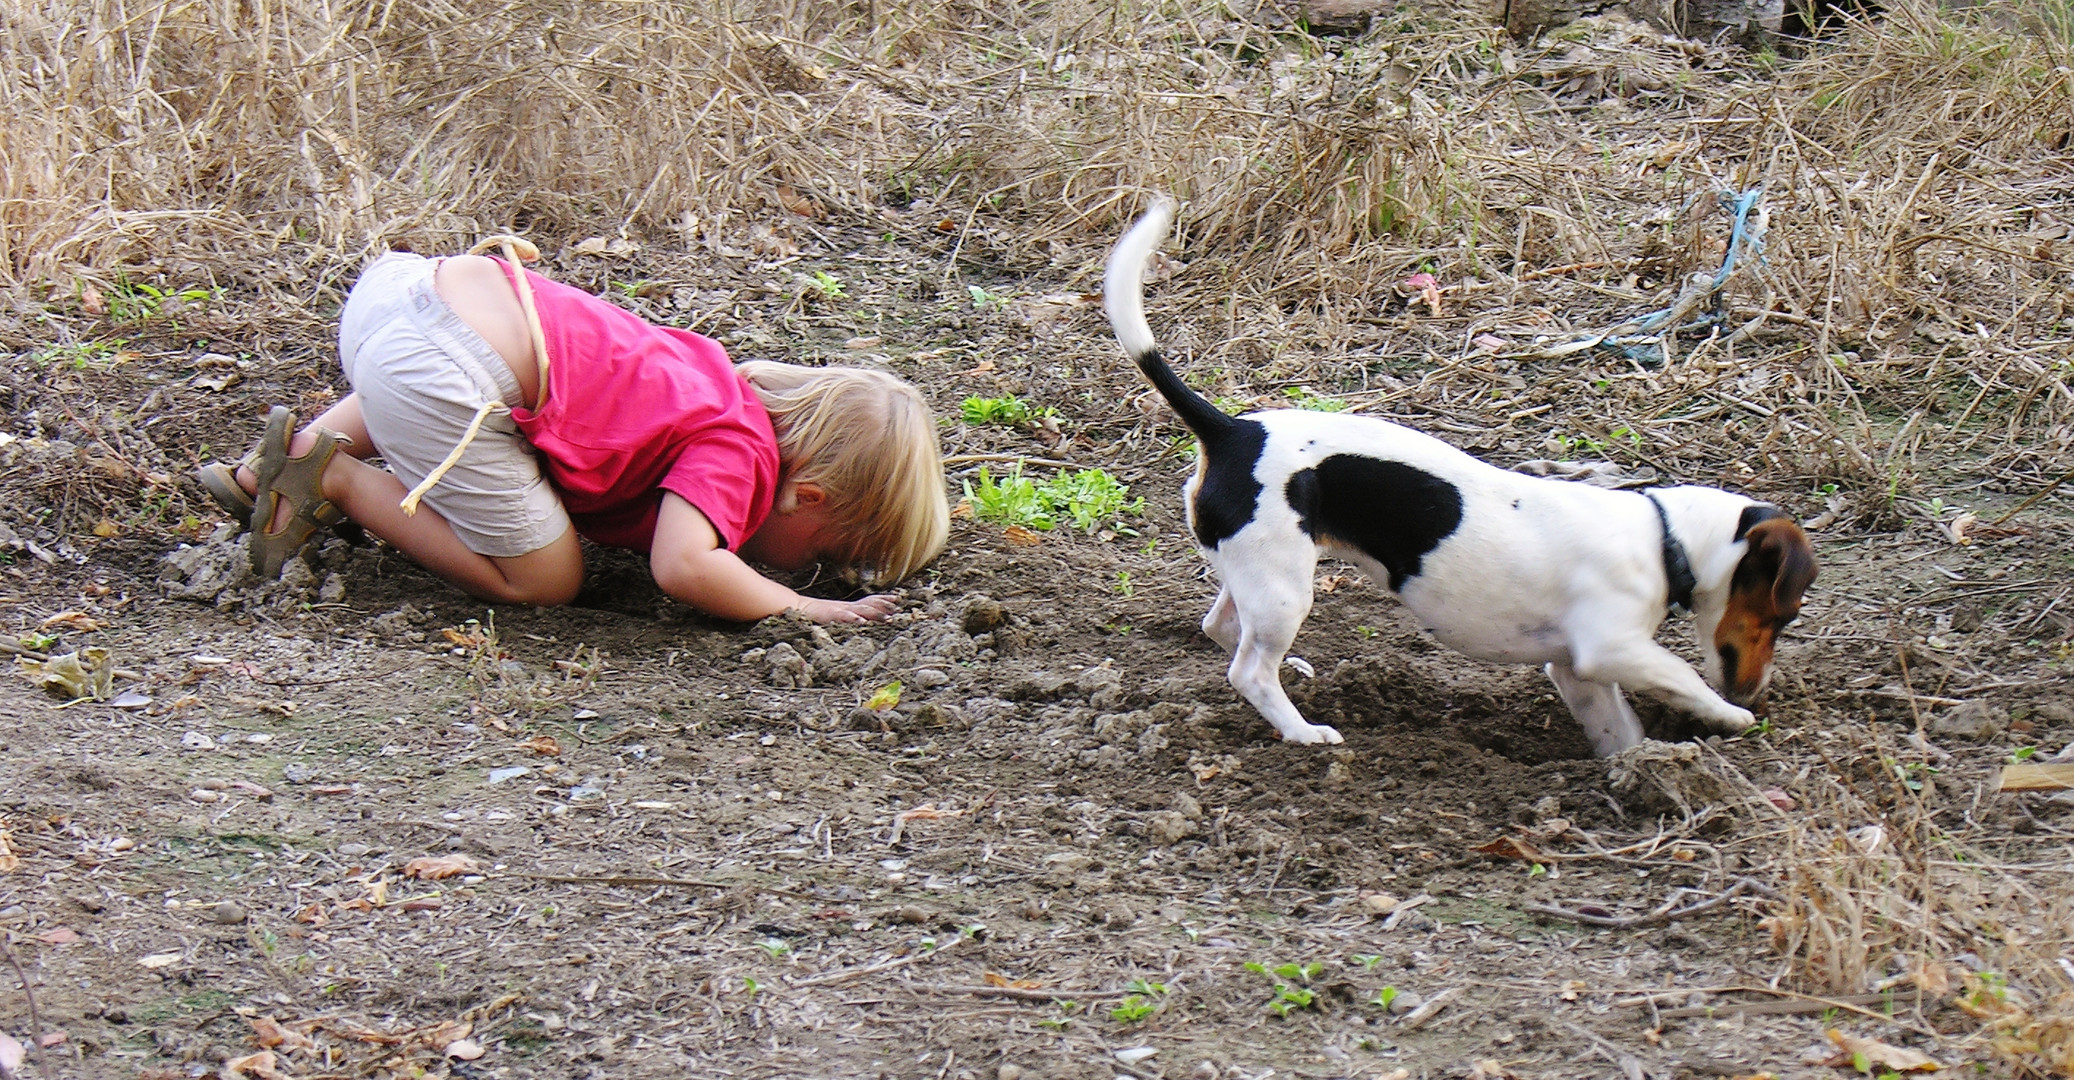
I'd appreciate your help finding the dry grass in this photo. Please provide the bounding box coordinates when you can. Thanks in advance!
[1757,720,2074,1076]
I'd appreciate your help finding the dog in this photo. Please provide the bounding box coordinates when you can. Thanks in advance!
[1103,198,1817,756]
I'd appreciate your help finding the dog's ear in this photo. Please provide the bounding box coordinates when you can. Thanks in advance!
[1740,518,1817,621]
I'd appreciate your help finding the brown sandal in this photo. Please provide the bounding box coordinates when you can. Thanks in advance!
[196,453,259,530]
[249,406,350,578]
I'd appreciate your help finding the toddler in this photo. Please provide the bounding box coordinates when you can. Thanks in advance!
[196,241,948,624]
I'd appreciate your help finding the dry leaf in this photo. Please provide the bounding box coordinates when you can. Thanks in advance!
[404,854,479,880]
[1471,835,1552,864]
[224,1049,293,1080]
[138,951,183,969]
[982,971,1043,990]
[864,681,903,712]
[0,827,17,874]
[843,336,882,350]
[1761,786,1797,811]
[1002,525,1043,547]
[1825,1029,1942,1072]
[39,611,106,632]
[18,647,116,701]
[248,1015,314,1053]
[954,358,997,377]
[446,1037,486,1060]
[1400,272,1444,317]
[35,928,79,945]
[517,735,562,756]
[775,183,821,218]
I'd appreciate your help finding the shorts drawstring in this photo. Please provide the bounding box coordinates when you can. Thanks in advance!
[399,234,552,517]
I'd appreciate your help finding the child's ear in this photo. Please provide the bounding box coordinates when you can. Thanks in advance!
[792,481,826,509]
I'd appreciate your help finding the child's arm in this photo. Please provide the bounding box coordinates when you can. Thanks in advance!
[649,493,897,623]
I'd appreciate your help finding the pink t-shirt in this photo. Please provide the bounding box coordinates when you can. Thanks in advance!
[498,263,779,553]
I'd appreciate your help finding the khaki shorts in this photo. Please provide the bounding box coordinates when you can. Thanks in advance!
[339,252,571,558]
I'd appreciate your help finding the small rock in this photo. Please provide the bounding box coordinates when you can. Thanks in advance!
[1360,892,1401,916]
[181,731,217,751]
[961,598,1010,635]
[764,641,813,689]
[910,667,951,689]
[281,762,313,784]
[1531,795,1562,822]
[1951,602,1984,633]
[2030,701,2073,726]
[894,906,931,925]
[337,843,372,858]
[1172,791,1203,820]
[1115,1047,1158,1065]
[1144,810,1193,846]
[1932,701,2007,740]
[1388,989,1424,1015]
[1323,760,1352,785]
[211,901,248,925]
[485,766,531,785]
[997,1065,1025,1080]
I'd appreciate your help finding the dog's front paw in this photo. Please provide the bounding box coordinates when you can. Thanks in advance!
[1709,706,1756,735]
[1277,723,1344,745]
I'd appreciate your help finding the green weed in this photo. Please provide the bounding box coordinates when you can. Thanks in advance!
[961,465,1144,535]
[960,395,1044,425]
[1244,960,1322,1017]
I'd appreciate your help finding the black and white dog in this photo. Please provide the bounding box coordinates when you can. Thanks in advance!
[1103,198,1817,756]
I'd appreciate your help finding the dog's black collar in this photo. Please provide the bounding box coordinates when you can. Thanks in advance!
[1644,490,1696,614]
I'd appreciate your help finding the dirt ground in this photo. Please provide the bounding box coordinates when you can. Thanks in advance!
[5,73,2074,1080]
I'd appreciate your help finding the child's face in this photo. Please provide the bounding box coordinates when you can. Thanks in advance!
[740,482,846,571]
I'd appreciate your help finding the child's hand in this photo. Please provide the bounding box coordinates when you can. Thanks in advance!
[796,594,900,624]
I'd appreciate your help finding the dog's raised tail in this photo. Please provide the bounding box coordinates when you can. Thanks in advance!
[1103,197,1235,442]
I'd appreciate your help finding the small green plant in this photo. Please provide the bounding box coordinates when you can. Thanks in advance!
[106,278,219,325]
[1040,469,1144,534]
[805,270,846,300]
[755,939,790,958]
[1244,961,1322,1017]
[1114,571,1134,597]
[1283,386,1350,412]
[741,976,761,998]
[962,466,1145,535]
[1038,999,1081,1030]
[967,285,1006,310]
[31,340,123,370]
[1355,625,1378,640]
[963,464,1052,530]
[1109,981,1167,1023]
[960,395,1035,425]
[2011,746,2037,762]
[1351,954,1384,972]
[1370,985,1399,1010]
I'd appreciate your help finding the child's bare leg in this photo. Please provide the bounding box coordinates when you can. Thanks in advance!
[233,398,582,605]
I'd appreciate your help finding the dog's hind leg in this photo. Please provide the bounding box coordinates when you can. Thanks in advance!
[1218,549,1342,745]
[1202,585,1240,653]
[1545,661,1645,757]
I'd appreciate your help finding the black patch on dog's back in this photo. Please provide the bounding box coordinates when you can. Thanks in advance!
[1286,456,1463,590]
[1734,503,1784,540]
[1192,417,1270,548]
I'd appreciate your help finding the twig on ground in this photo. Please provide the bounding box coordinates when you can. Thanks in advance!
[899,983,1127,1002]
[1563,1021,1645,1080]
[0,934,52,1080]
[1525,876,1776,929]
[510,872,826,902]
[789,940,959,988]
[941,454,1084,470]
[1399,986,1459,1030]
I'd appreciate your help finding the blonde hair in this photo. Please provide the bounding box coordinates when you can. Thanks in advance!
[737,360,949,584]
